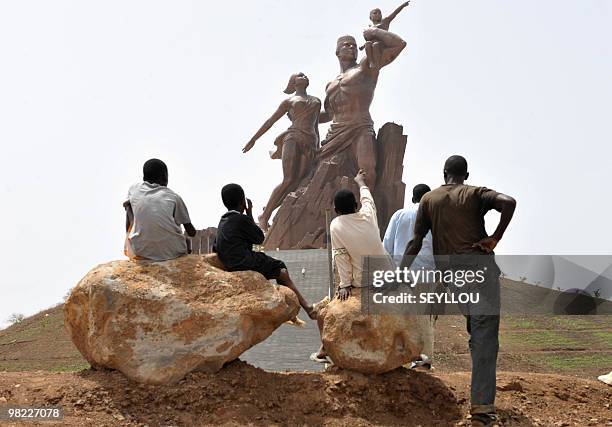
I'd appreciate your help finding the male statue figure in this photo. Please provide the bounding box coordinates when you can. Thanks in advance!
[318,28,406,189]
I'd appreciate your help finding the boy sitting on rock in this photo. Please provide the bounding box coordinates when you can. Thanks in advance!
[214,183,316,319]
[123,158,197,261]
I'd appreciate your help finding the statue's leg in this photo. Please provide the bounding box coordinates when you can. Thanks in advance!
[259,140,301,230]
[354,132,377,189]
[364,41,376,69]
[372,41,383,69]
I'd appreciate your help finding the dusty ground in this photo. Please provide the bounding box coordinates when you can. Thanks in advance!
[0,361,610,426]
[1,304,611,426]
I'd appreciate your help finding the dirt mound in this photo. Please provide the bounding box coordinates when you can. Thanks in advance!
[1,362,611,426]
[0,360,460,426]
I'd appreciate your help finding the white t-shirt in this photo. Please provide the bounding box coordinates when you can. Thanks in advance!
[124,181,191,261]
[330,186,393,288]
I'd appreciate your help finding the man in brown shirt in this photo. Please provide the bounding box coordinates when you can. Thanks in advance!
[401,155,516,427]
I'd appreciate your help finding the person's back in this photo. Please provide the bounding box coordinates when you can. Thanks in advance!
[330,170,391,291]
[383,183,434,269]
[215,210,264,271]
[418,184,500,255]
[124,159,195,262]
[402,155,516,427]
[214,183,316,319]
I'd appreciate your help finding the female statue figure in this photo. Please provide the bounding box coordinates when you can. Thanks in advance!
[243,72,321,231]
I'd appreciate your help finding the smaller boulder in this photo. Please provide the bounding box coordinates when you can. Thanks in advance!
[319,289,430,374]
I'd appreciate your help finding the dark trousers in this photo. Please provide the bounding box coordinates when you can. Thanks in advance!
[466,314,500,413]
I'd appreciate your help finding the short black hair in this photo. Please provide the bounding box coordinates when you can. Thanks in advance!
[412,184,431,202]
[143,158,168,183]
[444,155,468,177]
[221,183,245,210]
[334,189,357,215]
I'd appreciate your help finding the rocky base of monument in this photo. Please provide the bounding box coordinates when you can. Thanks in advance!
[264,122,407,249]
[63,254,299,384]
[319,289,431,374]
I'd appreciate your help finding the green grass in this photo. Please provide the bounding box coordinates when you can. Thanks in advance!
[551,316,596,330]
[591,331,612,347]
[0,311,64,345]
[501,331,580,349]
[506,318,537,329]
[537,353,612,370]
[49,362,91,373]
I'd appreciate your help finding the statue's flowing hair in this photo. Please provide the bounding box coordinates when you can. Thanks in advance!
[284,73,300,94]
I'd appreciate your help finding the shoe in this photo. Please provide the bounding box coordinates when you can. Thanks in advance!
[410,354,433,370]
[598,370,612,385]
[309,352,333,364]
[470,413,496,427]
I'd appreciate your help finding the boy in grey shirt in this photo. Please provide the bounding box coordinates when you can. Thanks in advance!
[123,158,196,261]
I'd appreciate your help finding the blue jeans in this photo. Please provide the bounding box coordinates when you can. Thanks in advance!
[466,314,500,414]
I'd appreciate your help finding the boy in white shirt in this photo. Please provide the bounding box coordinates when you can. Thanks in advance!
[330,169,390,300]
[123,158,196,261]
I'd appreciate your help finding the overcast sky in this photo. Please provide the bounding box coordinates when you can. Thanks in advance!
[1,0,611,327]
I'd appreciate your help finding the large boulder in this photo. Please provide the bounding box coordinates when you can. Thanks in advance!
[319,289,431,374]
[64,254,299,384]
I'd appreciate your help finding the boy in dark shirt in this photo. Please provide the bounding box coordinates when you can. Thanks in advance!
[215,183,316,319]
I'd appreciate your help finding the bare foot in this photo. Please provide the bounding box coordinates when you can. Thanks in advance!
[305,305,317,320]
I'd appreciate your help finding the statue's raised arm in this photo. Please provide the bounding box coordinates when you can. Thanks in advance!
[243,72,321,231]
[362,27,406,71]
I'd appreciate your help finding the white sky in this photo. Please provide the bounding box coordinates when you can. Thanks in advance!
[1,0,611,326]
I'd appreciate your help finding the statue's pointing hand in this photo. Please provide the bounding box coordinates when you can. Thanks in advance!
[242,140,255,153]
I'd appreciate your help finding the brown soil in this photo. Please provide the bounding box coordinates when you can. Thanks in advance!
[1,302,611,426]
[0,361,610,426]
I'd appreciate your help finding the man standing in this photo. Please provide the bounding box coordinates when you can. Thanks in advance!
[384,183,436,367]
[401,155,516,427]
[383,183,434,268]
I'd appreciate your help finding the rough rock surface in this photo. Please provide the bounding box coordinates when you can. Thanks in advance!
[264,122,407,250]
[64,254,299,384]
[319,290,431,374]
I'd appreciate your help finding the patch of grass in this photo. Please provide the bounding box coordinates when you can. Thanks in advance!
[0,311,64,345]
[49,362,91,373]
[551,316,596,330]
[591,331,612,347]
[0,359,89,373]
[506,318,537,329]
[501,331,580,349]
[537,354,612,370]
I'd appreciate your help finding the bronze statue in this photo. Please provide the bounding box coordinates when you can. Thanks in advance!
[362,1,410,68]
[318,28,406,188]
[243,72,321,231]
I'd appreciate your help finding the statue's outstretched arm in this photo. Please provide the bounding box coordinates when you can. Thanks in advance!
[243,100,290,153]
[386,1,410,23]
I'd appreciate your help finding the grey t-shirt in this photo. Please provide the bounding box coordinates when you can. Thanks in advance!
[124,181,191,261]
